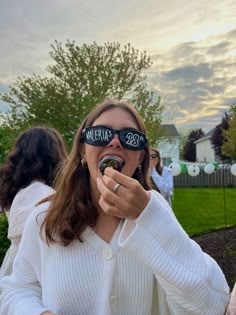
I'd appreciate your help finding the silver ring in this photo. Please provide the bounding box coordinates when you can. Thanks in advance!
[113,183,121,193]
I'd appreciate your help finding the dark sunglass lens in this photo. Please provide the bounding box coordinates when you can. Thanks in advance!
[151,154,157,158]
[119,129,147,150]
[84,126,114,146]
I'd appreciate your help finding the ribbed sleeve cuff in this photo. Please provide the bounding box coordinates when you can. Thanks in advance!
[118,191,229,315]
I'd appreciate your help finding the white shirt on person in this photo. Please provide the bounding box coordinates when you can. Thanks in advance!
[151,167,173,206]
[0,191,229,315]
[0,180,54,279]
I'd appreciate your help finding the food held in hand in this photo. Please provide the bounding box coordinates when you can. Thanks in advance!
[99,155,124,175]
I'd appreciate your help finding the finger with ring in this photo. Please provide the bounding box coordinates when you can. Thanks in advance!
[113,183,121,193]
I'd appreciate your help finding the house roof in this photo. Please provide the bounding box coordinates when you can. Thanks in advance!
[161,124,179,137]
[194,128,215,144]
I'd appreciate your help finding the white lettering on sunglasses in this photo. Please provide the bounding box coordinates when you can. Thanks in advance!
[85,128,113,142]
[84,126,146,149]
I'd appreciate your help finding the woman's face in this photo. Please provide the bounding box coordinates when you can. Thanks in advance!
[149,149,159,167]
[80,107,145,191]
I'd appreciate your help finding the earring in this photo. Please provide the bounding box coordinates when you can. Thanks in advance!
[136,165,142,173]
[81,158,88,168]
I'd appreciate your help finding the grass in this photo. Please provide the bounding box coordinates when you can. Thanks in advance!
[172,188,236,236]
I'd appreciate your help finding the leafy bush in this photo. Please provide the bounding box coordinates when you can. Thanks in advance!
[0,213,10,266]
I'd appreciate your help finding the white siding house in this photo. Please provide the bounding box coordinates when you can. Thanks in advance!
[157,124,180,166]
[194,129,216,162]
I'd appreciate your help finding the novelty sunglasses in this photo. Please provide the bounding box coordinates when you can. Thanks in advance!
[150,153,158,158]
[82,125,148,151]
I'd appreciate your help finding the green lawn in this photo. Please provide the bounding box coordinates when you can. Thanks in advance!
[172,188,236,236]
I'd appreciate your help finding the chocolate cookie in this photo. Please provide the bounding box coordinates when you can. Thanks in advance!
[99,155,124,175]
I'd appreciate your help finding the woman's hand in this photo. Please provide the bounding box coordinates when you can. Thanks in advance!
[97,167,150,220]
[149,159,156,170]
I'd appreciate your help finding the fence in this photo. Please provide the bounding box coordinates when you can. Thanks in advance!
[174,167,236,187]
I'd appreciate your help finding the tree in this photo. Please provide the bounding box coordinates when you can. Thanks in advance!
[183,129,204,161]
[211,112,230,161]
[177,128,192,160]
[222,106,236,160]
[0,124,16,164]
[0,41,163,148]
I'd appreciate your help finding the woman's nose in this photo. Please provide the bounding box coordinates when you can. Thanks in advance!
[107,134,122,148]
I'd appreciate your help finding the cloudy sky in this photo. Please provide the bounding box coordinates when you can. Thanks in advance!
[1,0,236,132]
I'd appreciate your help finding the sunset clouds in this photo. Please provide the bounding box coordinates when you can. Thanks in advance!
[148,28,236,130]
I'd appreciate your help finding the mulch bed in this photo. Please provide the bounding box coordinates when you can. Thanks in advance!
[192,227,236,290]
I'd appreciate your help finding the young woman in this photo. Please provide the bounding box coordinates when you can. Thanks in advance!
[149,147,173,206]
[0,100,229,315]
[0,126,67,278]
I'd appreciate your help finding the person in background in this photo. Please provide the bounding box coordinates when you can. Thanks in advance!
[149,147,173,206]
[0,126,67,278]
[226,283,236,314]
[0,100,229,315]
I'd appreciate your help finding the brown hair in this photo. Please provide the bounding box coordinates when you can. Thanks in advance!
[41,100,151,246]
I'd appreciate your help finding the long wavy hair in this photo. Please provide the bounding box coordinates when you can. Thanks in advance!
[42,100,151,246]
[0,126,67,211]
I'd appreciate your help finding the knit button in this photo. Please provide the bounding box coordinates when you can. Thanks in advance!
[103,247,113,260]
[110,295,117,308]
